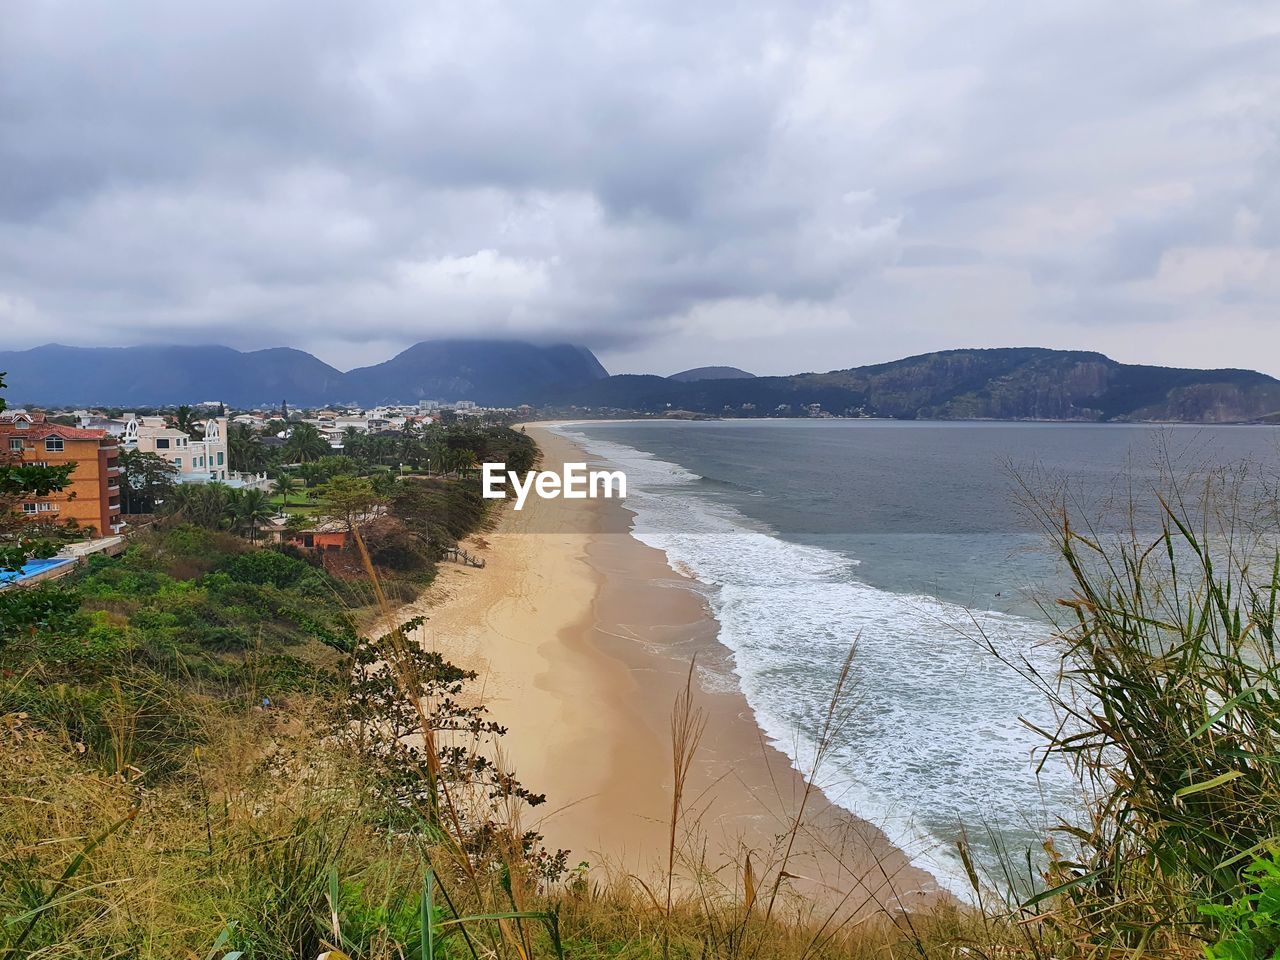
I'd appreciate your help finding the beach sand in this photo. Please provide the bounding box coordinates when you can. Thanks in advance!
[392,425,944,916]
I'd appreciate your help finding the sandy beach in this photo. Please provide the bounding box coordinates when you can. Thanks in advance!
[392,425,944,916]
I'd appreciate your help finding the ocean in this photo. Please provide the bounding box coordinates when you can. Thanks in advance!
[554,419,1280,896]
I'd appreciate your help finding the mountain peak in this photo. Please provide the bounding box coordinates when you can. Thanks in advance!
[669,366,756,382]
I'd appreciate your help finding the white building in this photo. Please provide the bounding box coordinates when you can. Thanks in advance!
[122,416,231,483]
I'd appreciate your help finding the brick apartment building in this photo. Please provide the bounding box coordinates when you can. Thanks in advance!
[1,413,124,536]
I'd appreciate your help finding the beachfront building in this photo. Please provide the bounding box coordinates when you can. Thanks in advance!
[0,417,124,535]
[123,415,230,483]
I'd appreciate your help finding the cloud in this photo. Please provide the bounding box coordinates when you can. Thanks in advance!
[1,0,1278,374]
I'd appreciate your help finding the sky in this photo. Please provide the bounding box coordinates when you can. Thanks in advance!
[2,2,1279,377]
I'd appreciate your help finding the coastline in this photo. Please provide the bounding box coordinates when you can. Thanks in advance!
[393,425,945,914]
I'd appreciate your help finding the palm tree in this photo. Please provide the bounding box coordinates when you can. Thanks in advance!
[369,470,399,497]
[296,461,325,490]
[165,481,231,529]
[397,434,422,467]
[174,405,204,439]
[224,488,273,542]
[227,423,268,472]
[230,488,274,543]
[454,448,478,476]
[341,427,364,460]
[426,443,451,476]
[282,422,329,463]
[270,470,294,513]
[364,435,394,466]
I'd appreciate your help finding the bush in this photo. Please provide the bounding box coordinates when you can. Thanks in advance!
[37,617,133,669]
[1202,854,1280,960]
[0,584,82,640]
[220,549,311,588]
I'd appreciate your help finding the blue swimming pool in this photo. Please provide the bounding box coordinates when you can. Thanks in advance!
[0,556,75,585]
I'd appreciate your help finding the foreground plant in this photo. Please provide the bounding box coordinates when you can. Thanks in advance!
[1005,471,1280,956]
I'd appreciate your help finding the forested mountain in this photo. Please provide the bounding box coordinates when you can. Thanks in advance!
[556,348,1280,422]
[0,340,608,407]
[668,366,756,381]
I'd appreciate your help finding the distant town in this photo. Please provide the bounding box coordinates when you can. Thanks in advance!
[0,396,531,563]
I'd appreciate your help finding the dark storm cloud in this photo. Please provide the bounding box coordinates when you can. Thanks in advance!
[1,1,1278,374]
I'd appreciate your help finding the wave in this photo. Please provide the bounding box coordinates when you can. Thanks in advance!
[554,424,1078,899]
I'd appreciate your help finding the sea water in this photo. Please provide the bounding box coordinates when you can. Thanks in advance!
[553,419,1280,896]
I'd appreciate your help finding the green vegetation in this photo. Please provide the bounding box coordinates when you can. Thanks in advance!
[117,450,178,514]
[0,422,551,956]
[553,347,1280,422]
[978,474,1280,957]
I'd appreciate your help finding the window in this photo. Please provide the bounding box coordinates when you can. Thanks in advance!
[174,457,182,468]
[44,438,64,452]
[217,452,224,465]
[155,438,170,449]
[8,438,21,452]
[22,502,37,514]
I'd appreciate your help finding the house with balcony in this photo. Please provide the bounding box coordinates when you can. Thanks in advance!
[0,419,124,535]
[122,415,230,483]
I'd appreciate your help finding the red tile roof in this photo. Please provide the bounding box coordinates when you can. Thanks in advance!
[24,425,110,442]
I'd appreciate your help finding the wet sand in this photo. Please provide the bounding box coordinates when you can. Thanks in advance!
[392,425,944,915]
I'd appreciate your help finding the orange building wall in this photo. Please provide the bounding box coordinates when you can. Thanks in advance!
[1,427,122,535]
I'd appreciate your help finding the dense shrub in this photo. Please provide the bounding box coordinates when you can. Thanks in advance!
[391,477,490,549]
[220,548,312,588]
[0,584,81,640]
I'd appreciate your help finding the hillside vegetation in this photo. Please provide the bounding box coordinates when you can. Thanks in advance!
[560,348,1280,422]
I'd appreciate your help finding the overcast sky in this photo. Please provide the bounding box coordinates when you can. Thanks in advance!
[2,2,1278,376]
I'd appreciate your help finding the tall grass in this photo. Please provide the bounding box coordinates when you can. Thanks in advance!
[998,468,1280,956]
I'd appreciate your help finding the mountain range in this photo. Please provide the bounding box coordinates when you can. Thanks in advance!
[2,341,1280,423]
[564,348,1280,422]
[0,340,607,408]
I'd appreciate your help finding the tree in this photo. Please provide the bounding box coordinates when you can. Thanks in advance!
[282,422,329,463]
[397,433,424,468]
[296,461,325,490]
[164,482,231,529]
[174,405,204,439]
[369,470,399,497]
[362,435,395,467]
[118,449,177,513]
[0,374,75,572]
[341,427,366,462]
[316,475,382,532]
[270,469,294,510]
[226,487,274,542]
[227,423,269,473]
[453,448,478,476]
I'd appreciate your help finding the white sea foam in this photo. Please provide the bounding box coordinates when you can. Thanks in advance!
[555,425,1078,898]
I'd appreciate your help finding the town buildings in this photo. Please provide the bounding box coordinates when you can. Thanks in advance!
[1,412,124,535]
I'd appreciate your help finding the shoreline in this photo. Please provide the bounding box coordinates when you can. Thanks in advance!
[393,425,945,914]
